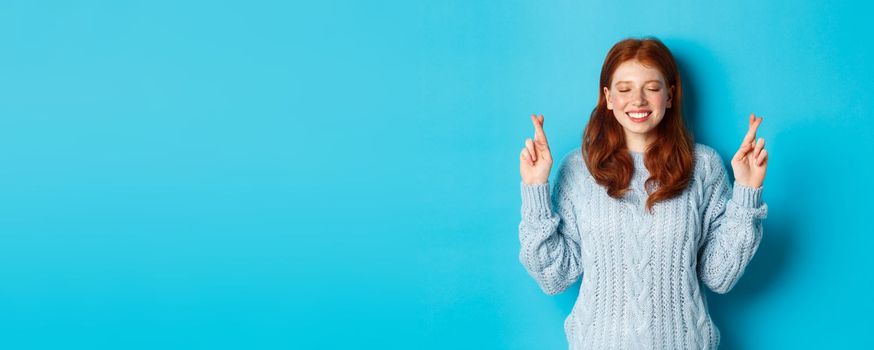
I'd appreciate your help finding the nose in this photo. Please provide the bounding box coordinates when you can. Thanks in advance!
[631,89,647,106]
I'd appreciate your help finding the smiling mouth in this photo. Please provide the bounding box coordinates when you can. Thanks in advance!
[626,111,651,122]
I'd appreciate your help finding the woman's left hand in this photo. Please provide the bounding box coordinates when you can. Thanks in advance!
[731,113,769,188]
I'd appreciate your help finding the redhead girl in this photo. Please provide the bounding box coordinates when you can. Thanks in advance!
[518,37,768,349]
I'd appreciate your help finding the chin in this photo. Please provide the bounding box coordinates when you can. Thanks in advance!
[625,123,655,133]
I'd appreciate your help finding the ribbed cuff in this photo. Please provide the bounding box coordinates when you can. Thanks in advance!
[520,180,552,219]
[731,181,763,208]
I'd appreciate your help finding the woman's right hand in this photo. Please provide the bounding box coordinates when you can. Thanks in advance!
[520,114,553,185]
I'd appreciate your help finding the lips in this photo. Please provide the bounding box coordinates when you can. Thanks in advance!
[626,111,651,122]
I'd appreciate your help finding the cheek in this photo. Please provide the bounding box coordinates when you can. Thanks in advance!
[612,94,628,106]
[649,94,668,106]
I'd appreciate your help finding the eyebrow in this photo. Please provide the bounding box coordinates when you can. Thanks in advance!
[615,80,663,85]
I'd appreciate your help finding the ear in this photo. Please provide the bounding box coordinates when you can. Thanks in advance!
[666,85,674,108]
[603,86,613,110]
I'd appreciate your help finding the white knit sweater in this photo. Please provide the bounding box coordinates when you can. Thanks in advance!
[518,143,768,349]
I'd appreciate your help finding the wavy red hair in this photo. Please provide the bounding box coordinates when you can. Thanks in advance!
[581,37,694,213]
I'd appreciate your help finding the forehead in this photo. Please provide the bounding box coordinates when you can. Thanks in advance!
[612,60,666,84]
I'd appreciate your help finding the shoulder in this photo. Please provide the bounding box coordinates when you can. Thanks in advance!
[693,142,721,163]
[556,147,586,177]
[553,147,589,189]
[692,142,728,184]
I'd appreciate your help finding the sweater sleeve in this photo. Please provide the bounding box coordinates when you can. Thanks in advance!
[518,156,584,295]
[696,150,768,294]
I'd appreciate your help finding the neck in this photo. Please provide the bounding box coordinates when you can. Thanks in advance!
[625,131,655,153]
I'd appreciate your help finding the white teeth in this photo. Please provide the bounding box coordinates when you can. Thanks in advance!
[628,112,650,118]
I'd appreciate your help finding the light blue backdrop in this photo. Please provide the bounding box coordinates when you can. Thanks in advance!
[1,0,871,349]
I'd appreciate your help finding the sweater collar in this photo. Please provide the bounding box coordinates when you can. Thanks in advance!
[630,151,645,167]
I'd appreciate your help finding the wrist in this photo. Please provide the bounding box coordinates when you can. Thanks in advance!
[732,181,764,208]
[520,181,552,218]
[735,180,762,189]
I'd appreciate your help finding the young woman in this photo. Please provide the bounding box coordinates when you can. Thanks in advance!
[517,37,769,350]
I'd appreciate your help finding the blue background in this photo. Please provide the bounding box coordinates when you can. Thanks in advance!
[1,0,872,349]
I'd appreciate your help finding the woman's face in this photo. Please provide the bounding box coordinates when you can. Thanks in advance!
[603,59,673,142]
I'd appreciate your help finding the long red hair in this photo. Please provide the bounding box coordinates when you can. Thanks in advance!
[582,37,694,213]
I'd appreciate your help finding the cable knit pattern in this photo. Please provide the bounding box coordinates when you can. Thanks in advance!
[518,143,767,349]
